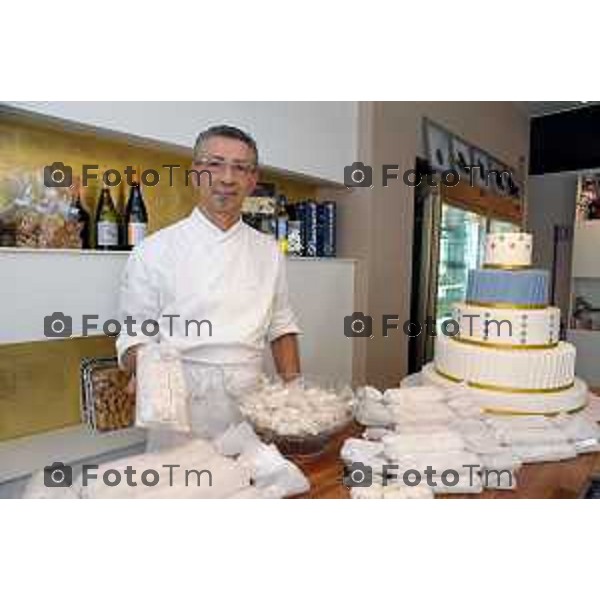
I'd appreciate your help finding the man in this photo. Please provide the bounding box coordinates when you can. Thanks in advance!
[116,125,301,438]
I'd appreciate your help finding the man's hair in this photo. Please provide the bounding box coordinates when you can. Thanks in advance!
[193,125,259,164]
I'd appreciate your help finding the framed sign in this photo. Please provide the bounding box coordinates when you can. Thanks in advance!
[472,148,492,189]
[489,160,510,197]
[424,119,452,173]
[450,136,473,182]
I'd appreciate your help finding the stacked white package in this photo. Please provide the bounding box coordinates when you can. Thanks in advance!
[485,416,578,464]
[511,444,577,463]
[214,422,311,497]
[356,401,393,427]
[340,438,390,485]
[551,414,600,454]
[238,443,310,497]
[385,452,483,495]
[354,387,392,427]
[351,483,434,500]
[583,393,600,422]
[448,397,486,419]
[389,402,455,429]
[382,432,466,459]
[340,438,385,464]
[383,386,447,404]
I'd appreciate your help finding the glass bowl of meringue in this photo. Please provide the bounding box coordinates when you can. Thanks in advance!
[235,375,356,457]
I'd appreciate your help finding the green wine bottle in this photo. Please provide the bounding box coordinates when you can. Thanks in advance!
[125,171,148,249]
[95,181,120,250]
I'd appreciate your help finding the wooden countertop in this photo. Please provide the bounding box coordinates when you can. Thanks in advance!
[291,423,600,500]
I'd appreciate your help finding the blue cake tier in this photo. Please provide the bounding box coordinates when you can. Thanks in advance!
[466,269,549,307]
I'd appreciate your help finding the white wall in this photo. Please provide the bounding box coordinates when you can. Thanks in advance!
[2,101,358,184]
[0,249,356,382]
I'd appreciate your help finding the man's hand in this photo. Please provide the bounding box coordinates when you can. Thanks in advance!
[270,334,301,382]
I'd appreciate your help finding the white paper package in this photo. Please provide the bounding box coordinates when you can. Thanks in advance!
[460,431,505,455]
[351,482,435,500]
[135,344,191,432]
[447,397,485,419]
[383,432,466,459]
[553,414,600,452]
[477,449,522,472]
[510,442,577,464]
[389,403,455,425]
[382,387,447,405]
[213,421,263,457]
[340,438,385,465]
[238,443,310,497]
[386,451,482,475]
[355,400,393,427]
[492,427,570,447]
[486,415,555,433]
[432,474,484,495]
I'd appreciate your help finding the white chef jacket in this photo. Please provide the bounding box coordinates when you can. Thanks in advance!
[116,207,301,371]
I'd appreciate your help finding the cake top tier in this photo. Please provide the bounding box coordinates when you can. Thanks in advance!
[484,232,532,268]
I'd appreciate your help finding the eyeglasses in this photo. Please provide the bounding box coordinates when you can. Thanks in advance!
[193,155,257,177]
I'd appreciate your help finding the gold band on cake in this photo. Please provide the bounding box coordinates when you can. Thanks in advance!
[468,379,575,395]
[465,301,548,310]
[483,403,588,417]
[453,336,559,351]
[482,263,530,270]
[434,367,575,395]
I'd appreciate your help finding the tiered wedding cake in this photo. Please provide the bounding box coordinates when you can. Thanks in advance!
[422,232,588,415]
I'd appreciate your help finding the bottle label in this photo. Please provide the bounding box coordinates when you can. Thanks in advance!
[97,222,119,247]
[128,222,147,247]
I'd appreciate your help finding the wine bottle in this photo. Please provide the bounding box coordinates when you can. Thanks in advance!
[70,178,90,249]
[125,170,148,249]
[275,194,289,254]
[95,181,120,250]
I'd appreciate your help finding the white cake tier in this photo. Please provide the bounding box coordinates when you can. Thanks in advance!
[434,335,575,392]
[484,232,532,268]
[422,363,588,415]
[452,303,561,347]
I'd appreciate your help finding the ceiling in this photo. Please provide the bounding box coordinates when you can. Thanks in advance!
[515,101,593,117]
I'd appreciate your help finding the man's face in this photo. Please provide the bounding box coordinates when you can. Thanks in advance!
[192,135,258,219]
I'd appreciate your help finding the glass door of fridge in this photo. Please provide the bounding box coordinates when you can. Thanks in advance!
[436,204,487,322]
